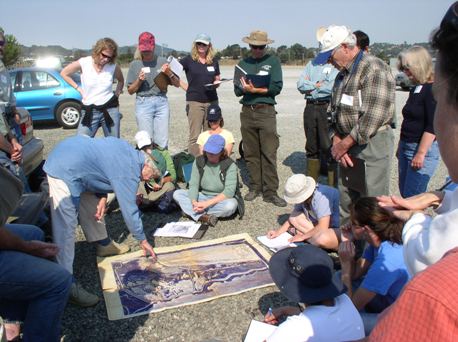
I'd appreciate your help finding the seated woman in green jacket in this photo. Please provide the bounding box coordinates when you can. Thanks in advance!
[173,134,238,227]
[135,130,177,213]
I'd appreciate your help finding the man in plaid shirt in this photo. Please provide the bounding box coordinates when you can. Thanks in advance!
[314,25,395,222]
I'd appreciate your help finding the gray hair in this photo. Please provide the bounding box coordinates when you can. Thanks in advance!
[143,152,160,178]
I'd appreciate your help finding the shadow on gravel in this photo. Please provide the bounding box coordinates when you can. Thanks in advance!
[236,158,251,189]
[282,151,306,175]
[33,121,62,130]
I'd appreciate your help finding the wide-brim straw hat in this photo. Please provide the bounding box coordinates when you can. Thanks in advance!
[283,174,316,204]
[242,30,274,45]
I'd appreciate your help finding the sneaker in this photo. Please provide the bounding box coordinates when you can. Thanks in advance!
[96,241,130,257]
[263,194,287,207]
[198,214,218,227]
[244,190,261,201]
[69,283,99,307]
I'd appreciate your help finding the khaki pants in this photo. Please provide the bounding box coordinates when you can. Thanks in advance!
[186,101,217,155]
[48,176,108,273]
[240,105,280,197]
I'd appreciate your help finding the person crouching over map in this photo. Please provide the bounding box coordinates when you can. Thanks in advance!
[44,136,160,307]
[266,174,339,249]
[173,134,238,227]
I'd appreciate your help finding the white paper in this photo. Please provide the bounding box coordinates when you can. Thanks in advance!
[323,67,332,75]
[244,320,277,342]
[167,57,183,77]
[153,221,201,238]
[341,93,354,106]
[257,232,296,252]
[414,85,423,93]
[141,67,151,73]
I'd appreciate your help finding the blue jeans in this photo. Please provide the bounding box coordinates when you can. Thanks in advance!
[136,95,170,149]
[77,107,121,137]
[398,140,440,198]
[173,189,237,221]
[0,224,72,342]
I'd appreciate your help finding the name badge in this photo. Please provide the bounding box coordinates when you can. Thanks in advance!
[414,85,423,94]
[323,67,331,75]
[207,66,215,72]
[341,94,354,106]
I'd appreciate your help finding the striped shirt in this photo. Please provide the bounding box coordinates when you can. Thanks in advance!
[330,52,395,145]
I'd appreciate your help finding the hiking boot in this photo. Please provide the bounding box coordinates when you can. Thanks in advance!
[244,190,261,201]
[96,241,130,257]
[69,283,99,307]
[263,194,287,207]
[198,214,218,227]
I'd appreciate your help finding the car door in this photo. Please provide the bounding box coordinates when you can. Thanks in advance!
[13,69,64,121]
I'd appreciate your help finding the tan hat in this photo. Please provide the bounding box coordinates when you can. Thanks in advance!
[242,30,274,45]
[283,174,316,204]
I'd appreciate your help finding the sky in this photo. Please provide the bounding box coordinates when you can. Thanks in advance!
[1,0,452,51]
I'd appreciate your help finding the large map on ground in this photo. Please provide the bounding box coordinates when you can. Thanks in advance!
[97,234,274,320]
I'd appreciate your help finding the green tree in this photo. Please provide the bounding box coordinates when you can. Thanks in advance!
[2,32,21,67]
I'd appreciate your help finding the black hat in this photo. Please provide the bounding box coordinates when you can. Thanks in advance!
[269,245,346,304]
[207,104,222,121]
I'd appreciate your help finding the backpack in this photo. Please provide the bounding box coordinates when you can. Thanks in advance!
[172,152,195,183]
[195,156,245,219]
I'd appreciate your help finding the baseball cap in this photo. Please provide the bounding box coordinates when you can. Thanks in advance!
[203,134,225,154]
[135,130,152,149]
[207,104,222,122]
[313,25,353,65]
[138,32,155,52]
[194,33,211,45]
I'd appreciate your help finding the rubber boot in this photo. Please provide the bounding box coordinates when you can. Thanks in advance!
[306,158,320,181]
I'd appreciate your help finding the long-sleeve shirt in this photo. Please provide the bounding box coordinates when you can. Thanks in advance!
[330,52,395,145]
[0,60,16,135]
[187,159,237,201]
[44,136,147,241]
[297,61,339,100]
[234,54,282,105]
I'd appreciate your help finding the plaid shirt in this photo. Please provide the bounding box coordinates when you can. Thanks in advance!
[369,247,458,341]
[330,52,395,145]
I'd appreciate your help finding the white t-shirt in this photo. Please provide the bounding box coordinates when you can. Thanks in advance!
[79,56,116,106]
[266,294,364,342]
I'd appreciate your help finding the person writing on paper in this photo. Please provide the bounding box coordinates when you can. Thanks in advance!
[173,134,238,227]
[134,130,177,213]
[61,37,124,137]
[263,244,364,341]
[196,104,234,156]
[179,33,221,155]
[396,46,439,198]
[266,174,339,249]
[127,32,180,149]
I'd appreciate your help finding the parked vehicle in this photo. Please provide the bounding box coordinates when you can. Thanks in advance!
[9,67,82,129]
[395,71,413,91]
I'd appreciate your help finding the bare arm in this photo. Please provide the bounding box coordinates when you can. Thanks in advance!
[60,61,83,97]
[411,132,436,170]
[127,70,145,95]
[114,65,124,97]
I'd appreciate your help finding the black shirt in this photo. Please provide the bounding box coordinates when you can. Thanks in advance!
[400,83,436,143]
[180,55,220,102]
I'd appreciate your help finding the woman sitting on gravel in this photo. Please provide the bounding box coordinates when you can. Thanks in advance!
[173,134,238,227]
[196,103,234,156]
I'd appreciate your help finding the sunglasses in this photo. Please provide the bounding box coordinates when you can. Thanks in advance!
[196,42,208,47]
[250,45,266,50]
[100,52,113,60]
[0,41,5,47]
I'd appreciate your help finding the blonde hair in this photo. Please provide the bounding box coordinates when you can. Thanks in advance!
[92,37,118,64]
[397,46,434,84]
[191,42,216,64]
[134,47,142,60]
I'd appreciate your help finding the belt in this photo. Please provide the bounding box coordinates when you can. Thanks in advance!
[243,104,273,110]
[307,99,330,105]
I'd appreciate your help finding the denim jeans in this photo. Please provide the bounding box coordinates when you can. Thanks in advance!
[398,140,440,198]
[77,107,121,138]
[0,224,72,342]
[136,95,170,149]
[173,189,237,221]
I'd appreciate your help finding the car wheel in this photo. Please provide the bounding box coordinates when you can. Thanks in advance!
[56,101,81,129]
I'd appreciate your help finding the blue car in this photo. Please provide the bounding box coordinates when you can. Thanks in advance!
[9,67,82,129]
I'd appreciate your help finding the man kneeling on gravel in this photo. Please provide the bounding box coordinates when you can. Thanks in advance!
[44,135,160,307]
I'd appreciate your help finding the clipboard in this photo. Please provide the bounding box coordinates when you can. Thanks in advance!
[340,156,367,194]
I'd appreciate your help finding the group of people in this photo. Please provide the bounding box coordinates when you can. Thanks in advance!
[1,2,458,339]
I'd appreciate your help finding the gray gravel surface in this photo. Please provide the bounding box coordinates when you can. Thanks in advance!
[34,66,447,341]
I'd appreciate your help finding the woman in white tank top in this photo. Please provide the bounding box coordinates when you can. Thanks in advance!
[61,37,124,137]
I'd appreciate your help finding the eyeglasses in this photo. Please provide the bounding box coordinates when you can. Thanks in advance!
[250,45,266,50]
[196,42,208,47]
[0,41,5,47]
[100,51,113,60]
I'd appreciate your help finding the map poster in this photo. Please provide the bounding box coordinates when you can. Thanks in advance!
[97,234,274,320]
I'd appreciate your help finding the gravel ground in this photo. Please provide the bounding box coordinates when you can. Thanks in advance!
[34,65,448,341]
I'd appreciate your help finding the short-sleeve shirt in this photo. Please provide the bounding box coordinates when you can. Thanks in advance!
[196,129,235,148]
[266,294,364,342]
[180,55,220,102]
[126,57,168,97]
[361,241,410,305]
[293,184,340,228]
